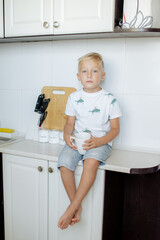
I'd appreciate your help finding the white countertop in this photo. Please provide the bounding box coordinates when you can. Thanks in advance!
[0,139,160,174]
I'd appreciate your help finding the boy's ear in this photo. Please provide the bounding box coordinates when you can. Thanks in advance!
[77,73,80,81]
[101,72,106,81]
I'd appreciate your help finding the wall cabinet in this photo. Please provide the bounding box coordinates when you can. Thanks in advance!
[3,154,105,240]
[5,0,115,37]
[0,0,4,38]
[5,0,53,37]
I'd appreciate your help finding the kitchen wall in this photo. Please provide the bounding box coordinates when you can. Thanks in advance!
[0,37,160,153]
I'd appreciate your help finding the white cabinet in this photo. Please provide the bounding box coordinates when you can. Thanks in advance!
[5,0,53,37]
[3,154,105,240]
[0,0,4,38]
[3,154,48,240]
[53,0,115,34]
[5,0,115,37]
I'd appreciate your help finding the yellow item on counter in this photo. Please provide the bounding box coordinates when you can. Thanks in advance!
[0,128,15,133]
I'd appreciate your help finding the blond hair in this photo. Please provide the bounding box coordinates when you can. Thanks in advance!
[78,52,104,71]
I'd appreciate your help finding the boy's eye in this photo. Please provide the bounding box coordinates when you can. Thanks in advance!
[93,70,98,73]
[82,70,87,73]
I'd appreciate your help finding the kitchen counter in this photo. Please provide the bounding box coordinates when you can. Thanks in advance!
[1,139,160,240]
[0,139,160,174]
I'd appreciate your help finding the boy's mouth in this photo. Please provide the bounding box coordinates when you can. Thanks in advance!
[86,81,93,83]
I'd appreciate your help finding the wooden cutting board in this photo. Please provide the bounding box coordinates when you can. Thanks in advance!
[41,86,76,130]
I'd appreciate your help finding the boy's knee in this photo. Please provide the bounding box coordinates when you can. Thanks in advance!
[83,158,100,172]
[60,166,66,172]
[60,166,71,173]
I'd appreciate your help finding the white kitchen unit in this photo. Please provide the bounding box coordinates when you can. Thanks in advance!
[0,0,4,38]
[5,0,115,37]
[3,154,48,240]
[5,0,53,37]
[3,153,105,240]
[53,0,115,35]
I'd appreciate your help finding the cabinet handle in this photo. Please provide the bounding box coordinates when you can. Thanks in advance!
[48,167,54,173]
[53,21,60,28]
[38,166,43,172]
[43,21,49,29]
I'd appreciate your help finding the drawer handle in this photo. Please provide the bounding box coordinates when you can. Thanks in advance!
[43,21,49,29]
[38,166,43,172]
[48,167,54,173]
[53,21,60,28]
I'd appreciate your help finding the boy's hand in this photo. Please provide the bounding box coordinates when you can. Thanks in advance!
[64,135,78,150]
[82,134,100,150]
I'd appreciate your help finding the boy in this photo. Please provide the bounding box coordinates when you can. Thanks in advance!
[57,52,122,230]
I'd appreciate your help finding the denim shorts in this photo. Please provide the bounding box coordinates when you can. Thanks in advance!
[57,143,112,171]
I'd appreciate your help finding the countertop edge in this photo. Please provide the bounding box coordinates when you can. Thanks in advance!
[1,148,58,162]
[130,165,160,174]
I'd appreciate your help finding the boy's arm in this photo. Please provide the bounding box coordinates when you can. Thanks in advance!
[83,118,120,150]
[64,115,77,150]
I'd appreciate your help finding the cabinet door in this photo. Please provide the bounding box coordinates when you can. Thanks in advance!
[3,154,48,240]
[5,0,53,37]
[53,0,115,34]
[49,162,105,240]
[0,0,3,38]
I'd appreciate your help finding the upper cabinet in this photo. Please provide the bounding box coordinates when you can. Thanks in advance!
[53,0,115,34]
[5,0,115,37]
[0,0,4,38]
[5,0,53,37]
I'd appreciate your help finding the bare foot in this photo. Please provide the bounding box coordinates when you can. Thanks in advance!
[58,205,77,230]
[70,206,82,226]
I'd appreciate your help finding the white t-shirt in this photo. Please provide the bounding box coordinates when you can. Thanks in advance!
[65,88,122,146]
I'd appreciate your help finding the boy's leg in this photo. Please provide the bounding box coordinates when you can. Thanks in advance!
[60,166,76,202]
[57,144,83,228]
[58,167,82,227]
[58,158,100,229]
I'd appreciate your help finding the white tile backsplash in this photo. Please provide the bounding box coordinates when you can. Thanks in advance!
[19,42,53,90]
[0,90,21,130]
[124,38,160,96]
[0,44,22,90]
[121,94,160,149]
[0,37,160,152]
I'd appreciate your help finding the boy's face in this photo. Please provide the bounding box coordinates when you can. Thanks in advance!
[77,59,105,93]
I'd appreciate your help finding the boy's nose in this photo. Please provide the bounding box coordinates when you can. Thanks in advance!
[87,71,92,78]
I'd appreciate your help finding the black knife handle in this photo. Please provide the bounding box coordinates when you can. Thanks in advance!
[34,94,45,112]
[38,99,50,114]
